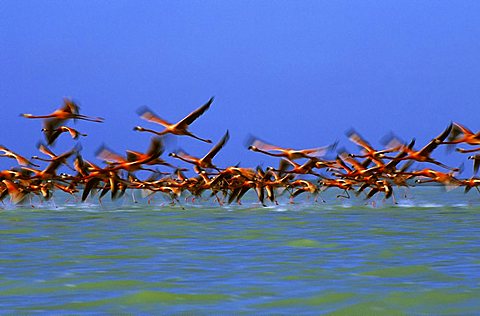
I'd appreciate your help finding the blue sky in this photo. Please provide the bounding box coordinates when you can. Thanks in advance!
[1,1,480,171]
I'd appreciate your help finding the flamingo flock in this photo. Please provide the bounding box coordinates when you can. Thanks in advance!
[1,97,479,207]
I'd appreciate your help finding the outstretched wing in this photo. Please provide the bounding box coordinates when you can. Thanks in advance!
[347,129,374,151]
[176,97,213,128]
[37,143,57,158]
[95,145,126,163]
[203,130,229,162]
[137,106,172,127]
[418,123,452,156]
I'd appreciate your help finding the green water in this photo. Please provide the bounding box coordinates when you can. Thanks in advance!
[1,187,480,314]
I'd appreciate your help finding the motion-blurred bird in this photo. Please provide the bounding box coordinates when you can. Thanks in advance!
[169,130,229,172]
[134,97,214,143]
[41,126,87,145]
[21,98,104,124]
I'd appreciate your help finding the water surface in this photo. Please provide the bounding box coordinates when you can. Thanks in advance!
[1,187,480,314]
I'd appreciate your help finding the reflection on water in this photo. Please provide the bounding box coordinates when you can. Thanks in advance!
[1,187,480,314]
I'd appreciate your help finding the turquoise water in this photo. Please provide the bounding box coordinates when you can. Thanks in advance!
[1,187,480,314]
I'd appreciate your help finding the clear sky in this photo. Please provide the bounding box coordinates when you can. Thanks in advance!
[1,1,480,171]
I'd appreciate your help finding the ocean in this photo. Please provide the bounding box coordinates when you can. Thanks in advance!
[1,186,479,314]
